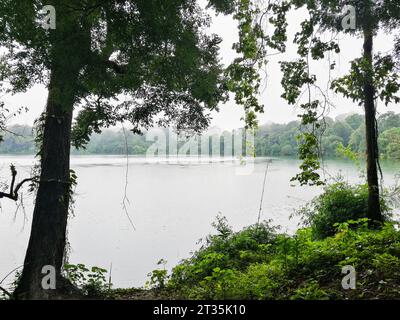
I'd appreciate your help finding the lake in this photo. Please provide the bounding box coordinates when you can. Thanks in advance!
[0,155,399,288]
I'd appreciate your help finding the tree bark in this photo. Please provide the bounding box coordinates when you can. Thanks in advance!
[363,25,383,224]
[14,64,80,299]
[11,5,91,298]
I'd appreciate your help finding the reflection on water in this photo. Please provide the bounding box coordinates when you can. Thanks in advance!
[0,155,399,288]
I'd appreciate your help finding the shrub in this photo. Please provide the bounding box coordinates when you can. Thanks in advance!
[64,264,109,298]
[166,215,400,300]
[168,216,278,295]
[290,280,331,300]
[232,263,286,300]
[372,253,400,277]
[297,182,391,239]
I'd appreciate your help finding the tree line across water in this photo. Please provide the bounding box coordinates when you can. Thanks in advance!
[1,111,399,160]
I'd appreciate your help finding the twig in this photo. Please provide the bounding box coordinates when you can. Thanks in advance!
[121,126,136,231]
[0,265,23,286]
[257,160,271,225]
[108,263,113,291]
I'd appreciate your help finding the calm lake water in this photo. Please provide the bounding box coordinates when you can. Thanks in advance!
[0,155,399,288]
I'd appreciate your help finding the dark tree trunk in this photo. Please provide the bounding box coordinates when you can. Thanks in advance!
[11,6,89,298]
[363,26,383,224]
[14,64,80,300]
[15,15,84,299]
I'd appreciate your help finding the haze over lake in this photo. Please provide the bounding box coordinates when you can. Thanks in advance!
[0,156,399,288]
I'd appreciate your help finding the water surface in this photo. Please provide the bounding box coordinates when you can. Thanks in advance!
[0,156,398,287]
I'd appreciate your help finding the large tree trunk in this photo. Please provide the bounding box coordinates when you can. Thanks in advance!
[12,5,88,298]
[14,65,80,300]
[363,25,383,224]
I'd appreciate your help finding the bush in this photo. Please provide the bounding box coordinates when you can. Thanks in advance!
[372,253,400,277]
[168,216,278,295]
[290,280,331,300]
[166,213,400,300]
[64,264,109,298]
[297,182,391,239]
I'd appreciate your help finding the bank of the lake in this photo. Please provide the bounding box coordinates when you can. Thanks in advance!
[110,220,400,300]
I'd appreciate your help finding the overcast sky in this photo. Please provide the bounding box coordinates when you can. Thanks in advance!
[2,6,398,130]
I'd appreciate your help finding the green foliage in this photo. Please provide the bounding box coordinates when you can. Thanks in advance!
[64,264,109,298]
[379,128,400,160]
[146,259,169,290]
[196,267,237,299]
[258,0,400,186]
[297,182,391,239]
[378,112,400,133]
[292,132,324,186]
[337,143,359,164]
[345,114,364,131]
[290,280,331,300]
[169,216,278,293]
[372,253,400,278]
[162,181,400,300]
[166,215,400,300]
[332,54,400,107]
[0,0,267,151]
[226,0,267,129]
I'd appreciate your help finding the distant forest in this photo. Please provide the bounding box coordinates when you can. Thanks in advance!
[1,112,399,160]
[255,112,400,159]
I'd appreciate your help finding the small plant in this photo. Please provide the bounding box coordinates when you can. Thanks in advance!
[198,267,236,299]
[146,259,169,290]
[372,253,400,277]
[291,280,331,300]
[64,264,109,297]
[334,218,369,235]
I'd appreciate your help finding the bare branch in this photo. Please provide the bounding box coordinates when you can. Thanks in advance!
[0,165,35,201]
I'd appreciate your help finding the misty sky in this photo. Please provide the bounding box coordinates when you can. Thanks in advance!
[2,6,398,130]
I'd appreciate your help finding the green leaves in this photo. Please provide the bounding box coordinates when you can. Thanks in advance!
[261,0,400,188]
[64,263,109,297]
[292,132,324,187]
[207,0,236,14]
[0,0,236,143]
[226,0,268,129]
[280,58,323,186]
[296,181,393,239]
[266,1,291,52]
[331,54,400,107]
[280,60,316,105]
[146,259,169,290]
[168,213,400,299]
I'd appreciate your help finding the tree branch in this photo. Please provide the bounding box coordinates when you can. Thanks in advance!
[0,165,35,201]
[0,286,11,298]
